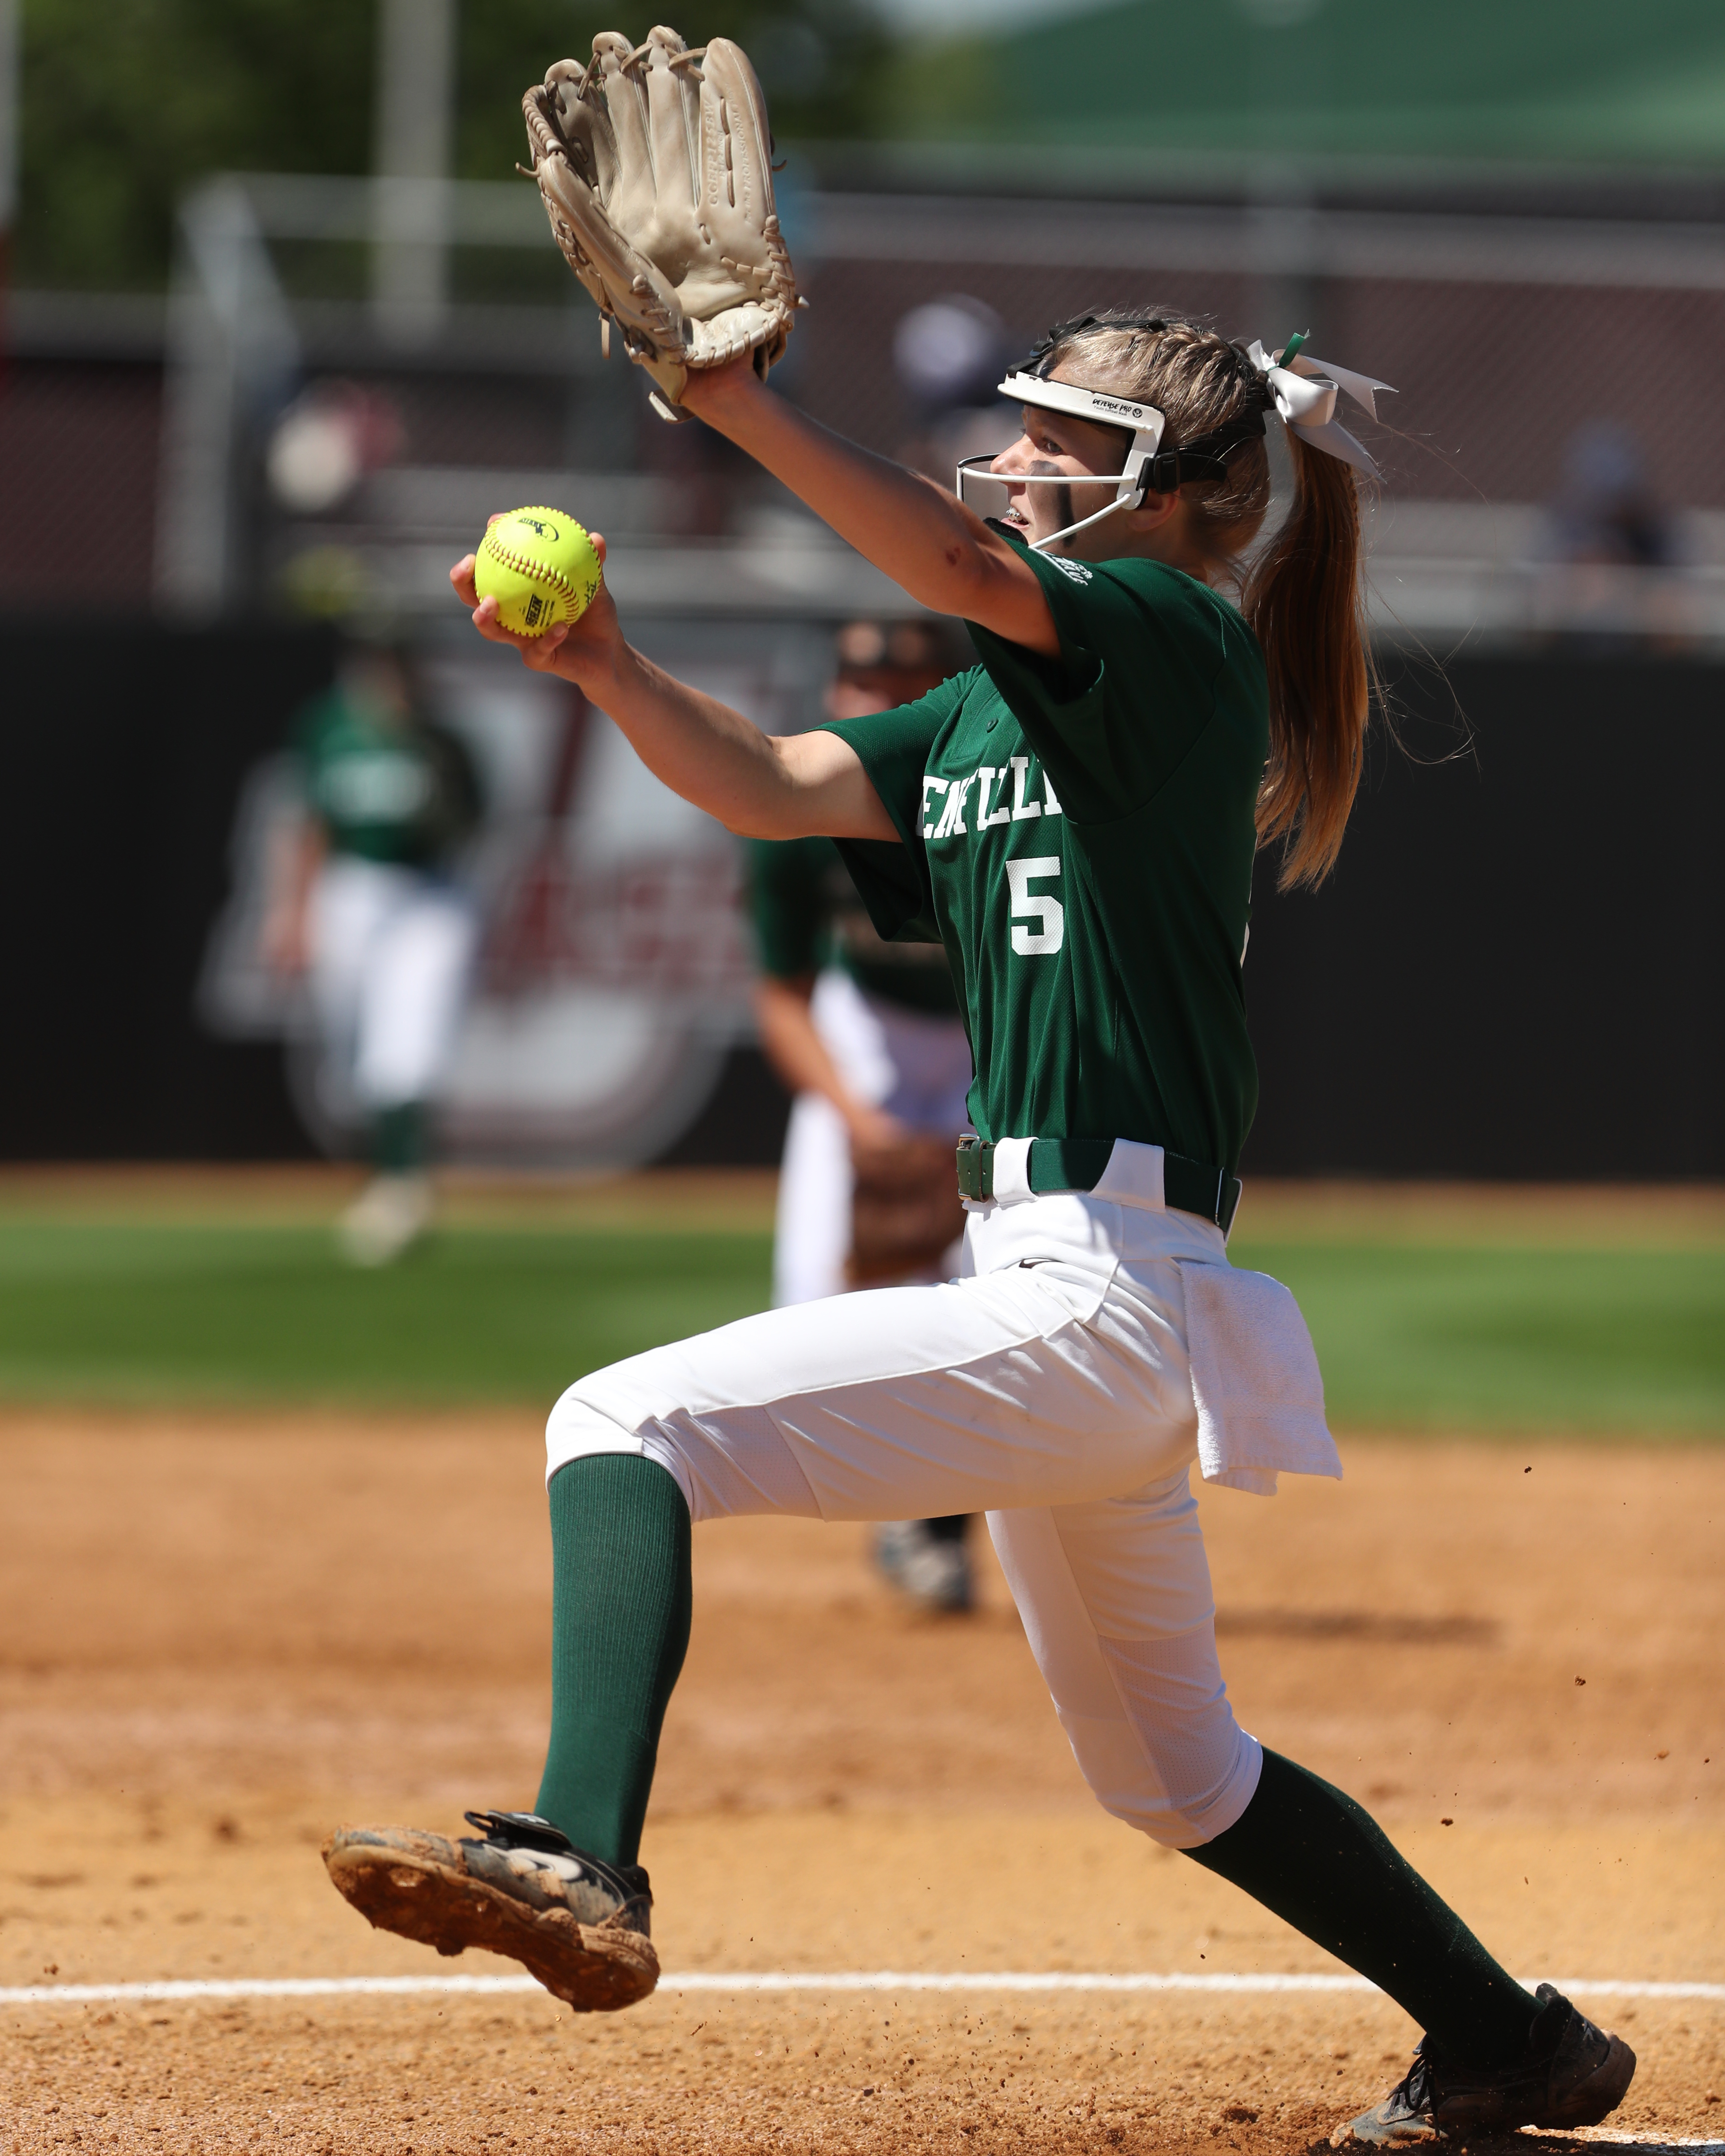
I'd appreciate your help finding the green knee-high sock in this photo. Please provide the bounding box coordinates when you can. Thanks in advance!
[373,1100,427,1174]
[534,1455,692,1869]
[1185,1750,1541,2067]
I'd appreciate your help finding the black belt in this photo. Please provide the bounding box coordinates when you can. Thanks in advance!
[955,1135,1240,1234]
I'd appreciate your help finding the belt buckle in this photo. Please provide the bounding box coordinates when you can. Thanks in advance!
[955,1135,993,1202]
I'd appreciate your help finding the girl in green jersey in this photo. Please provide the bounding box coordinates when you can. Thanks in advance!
[325,312,1636,2148]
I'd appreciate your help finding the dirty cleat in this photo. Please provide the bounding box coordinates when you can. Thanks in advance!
[322,1808,658,2012]
[1331,1984,1636,2146]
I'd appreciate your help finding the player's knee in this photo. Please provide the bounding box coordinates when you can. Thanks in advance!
[545,1376,706,1520]
[1063,1629,1263,1848]
[545,1382,647,1478]
[1085,1725,1262,1850]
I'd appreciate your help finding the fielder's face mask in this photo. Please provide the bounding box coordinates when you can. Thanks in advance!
[957,319,1394,553]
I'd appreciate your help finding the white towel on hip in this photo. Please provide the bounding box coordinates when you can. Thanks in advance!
[1176,1261,1342,1496]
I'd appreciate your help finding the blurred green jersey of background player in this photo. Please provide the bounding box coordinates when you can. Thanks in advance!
[264,627,485,1266]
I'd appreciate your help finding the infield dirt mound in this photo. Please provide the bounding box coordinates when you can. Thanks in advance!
[0,1412,1720,2153]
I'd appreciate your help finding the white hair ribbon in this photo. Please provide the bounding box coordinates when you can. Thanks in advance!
[1244,338,1394,478]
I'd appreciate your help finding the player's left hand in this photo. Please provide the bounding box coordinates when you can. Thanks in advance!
[449,521,624,686]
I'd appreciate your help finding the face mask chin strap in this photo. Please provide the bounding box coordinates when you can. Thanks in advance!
[1031,491,1134,551]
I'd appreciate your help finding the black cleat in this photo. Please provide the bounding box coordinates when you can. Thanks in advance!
[1331,1984,1636,2147]
[323,1808,657,2012]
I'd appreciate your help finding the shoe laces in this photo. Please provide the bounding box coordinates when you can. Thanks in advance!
[1386,2041,1441,2120]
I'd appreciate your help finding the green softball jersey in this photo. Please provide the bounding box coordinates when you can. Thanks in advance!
[745,835,960,1018]
[823,537,1266,1175]
[293,690,482,869]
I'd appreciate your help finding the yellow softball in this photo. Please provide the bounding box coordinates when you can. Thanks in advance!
[473,507,602,637]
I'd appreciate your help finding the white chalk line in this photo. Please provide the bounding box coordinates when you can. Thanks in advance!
[1557,2140,1725,2153]
[1,1971,1721,2007]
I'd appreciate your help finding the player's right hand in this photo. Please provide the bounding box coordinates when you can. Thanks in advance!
[449,523,623,685]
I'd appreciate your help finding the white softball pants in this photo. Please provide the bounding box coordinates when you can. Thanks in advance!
[548,1187,1263,1848]
[773,969,976,1307]
[308,857,478,1111]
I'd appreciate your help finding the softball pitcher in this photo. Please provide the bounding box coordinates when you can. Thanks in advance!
[322,35,1637,2146]
[264,634,482,1265]
[325,310,1637,2144]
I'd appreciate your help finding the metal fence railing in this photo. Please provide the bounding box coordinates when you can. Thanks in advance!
[17,168,1717,647]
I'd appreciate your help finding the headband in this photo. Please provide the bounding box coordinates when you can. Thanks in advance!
[1011,322,1394,480]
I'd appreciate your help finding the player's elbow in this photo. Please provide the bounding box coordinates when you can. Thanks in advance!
[718,797,803,842]
[901,528,1041,646]
[897,533,999,623]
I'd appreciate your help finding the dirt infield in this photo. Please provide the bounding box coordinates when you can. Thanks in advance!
[1,1411,1721,2153]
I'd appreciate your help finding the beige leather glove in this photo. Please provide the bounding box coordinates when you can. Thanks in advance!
[523,25,800,420]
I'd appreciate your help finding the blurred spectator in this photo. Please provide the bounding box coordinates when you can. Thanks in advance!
[267,382,404,517]
[892,294,1019,495]
[894,296,1007,413]
[1535,422,1697,649]
[262,627,483,1264]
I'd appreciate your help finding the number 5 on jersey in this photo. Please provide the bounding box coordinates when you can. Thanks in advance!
[1007,856,1063,956]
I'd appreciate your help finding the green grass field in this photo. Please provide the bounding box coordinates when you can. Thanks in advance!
[0,1178,1718,1434]
[1234,1239,1723,1434]
[0,1218,774,1407]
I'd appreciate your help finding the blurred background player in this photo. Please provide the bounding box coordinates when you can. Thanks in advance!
[1535,420,1695,650]
[263,628,483,1265]
[747,618,978,1612]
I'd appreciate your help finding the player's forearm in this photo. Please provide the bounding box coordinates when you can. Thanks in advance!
[753,977,851,1109]
[683,367,1029,627]
[590,642,780,829]
[753,980,903,1148]
[584,642,889,841]
[273,817,323,899]
[451,544,893,839]
[261,819,325,971]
